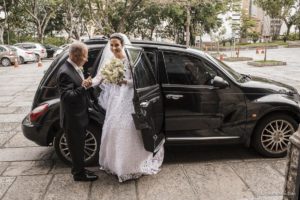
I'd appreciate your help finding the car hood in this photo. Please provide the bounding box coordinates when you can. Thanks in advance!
[241,76,298,95]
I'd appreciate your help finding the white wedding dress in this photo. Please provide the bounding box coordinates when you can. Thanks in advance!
[97,58,164,182]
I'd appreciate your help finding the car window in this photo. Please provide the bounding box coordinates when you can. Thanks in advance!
[145,51,157,78]
[133,53,156,89]
[22,44,36,49]
[83,48,101,77]
[163,51,217,85]
[0,47,6,52]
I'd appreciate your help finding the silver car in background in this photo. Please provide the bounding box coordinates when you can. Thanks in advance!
[0,45,18,67]
[14,42,47,61]
[8,46,36,64]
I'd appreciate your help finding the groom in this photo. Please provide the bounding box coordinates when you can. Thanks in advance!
[57,42,98,182]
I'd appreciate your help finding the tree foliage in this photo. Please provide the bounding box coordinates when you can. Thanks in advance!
[1,0,234,45]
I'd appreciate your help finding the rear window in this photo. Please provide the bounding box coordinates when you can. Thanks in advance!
[22,44,36,49]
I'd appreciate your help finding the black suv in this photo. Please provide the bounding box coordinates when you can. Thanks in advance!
[22,39,300,165]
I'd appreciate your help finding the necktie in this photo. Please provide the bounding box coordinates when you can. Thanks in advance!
[76,67,84,79]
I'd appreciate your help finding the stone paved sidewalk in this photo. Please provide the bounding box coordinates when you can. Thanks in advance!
[1,47,300,199]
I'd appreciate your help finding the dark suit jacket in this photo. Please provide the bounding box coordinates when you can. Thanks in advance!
[57,61,89,129]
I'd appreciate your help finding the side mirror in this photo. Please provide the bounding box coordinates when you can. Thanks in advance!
[212,76,229,89]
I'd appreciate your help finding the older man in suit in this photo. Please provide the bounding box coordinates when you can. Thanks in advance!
[57,42,98,182]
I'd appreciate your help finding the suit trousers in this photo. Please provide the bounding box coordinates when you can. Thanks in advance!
[64,122,86,175]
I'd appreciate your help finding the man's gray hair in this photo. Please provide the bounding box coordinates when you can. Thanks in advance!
[69,41,88,57]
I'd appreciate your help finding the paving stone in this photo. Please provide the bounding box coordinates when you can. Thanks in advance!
[0,177,16,198]
[0,86,25,92]
[8,102,33,107]
[0,162,10,175]
[136,164,198,200]
[0,107,18,114]
[0,96,15,103]
[14,106,32,114]
[0,102,11,107]
[229,161,285,196]
[246,196,283,200]
[2,175,52,200]
[269,159,287,176]
[2,160,53,176]
[0,132,16,147]
[13,96,34,102]
[0,114,26,123]
[0,122,19,132]
[4,133,38,148]
[90,171,137,200]
[44,174,90,200]
[0,147,53,162]
[183,162,254,200]
[50,160,71,174]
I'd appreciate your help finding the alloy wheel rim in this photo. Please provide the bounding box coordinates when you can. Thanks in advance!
[261,120,294,154]
[59,131,97,162]
[2,59,9,66]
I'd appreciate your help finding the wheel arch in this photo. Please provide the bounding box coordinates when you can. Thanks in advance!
[47,119,103,145]
[247,109,300,147]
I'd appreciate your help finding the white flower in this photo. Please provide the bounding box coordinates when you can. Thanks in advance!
[100,58,125,84]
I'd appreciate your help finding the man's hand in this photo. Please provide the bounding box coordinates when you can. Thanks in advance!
[82,76,92,88]
[117,79,127,86]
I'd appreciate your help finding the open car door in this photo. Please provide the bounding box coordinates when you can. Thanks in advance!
[125,46,165,153]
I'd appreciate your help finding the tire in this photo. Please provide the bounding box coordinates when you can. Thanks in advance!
[19,56,25,64]
[252,113,298,157]
[1,58,11,67]
[54,123,101,166]
[35,54,40,62]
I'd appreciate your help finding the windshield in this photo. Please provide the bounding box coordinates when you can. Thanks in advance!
[204,53,244,82]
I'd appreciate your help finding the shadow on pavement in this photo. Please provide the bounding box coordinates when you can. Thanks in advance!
[164,144,265,164]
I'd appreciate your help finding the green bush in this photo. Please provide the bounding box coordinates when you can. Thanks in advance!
[43,37,67,46]
[280,32,299,41]
[249,31,260,43]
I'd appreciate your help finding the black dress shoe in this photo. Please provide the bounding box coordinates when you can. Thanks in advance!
[85,169,95,175]
[73,172,98,182]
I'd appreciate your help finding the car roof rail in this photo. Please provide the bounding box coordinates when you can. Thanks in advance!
[84,38,187,49]
[131,40,187,49]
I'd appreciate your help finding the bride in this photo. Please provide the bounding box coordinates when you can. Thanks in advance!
[91,33,164,182]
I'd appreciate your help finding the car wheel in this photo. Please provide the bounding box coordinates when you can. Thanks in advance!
[1,58,11,67]
[35,54,40,62]
[19,56,25,64]
[252,113,298,157]
[54,123,101,166]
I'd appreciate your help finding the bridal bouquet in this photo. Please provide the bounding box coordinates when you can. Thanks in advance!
[100,58,125,84]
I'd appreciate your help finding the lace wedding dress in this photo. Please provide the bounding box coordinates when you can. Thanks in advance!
[98,58,164,182]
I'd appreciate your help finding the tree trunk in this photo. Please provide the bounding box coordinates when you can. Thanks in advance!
[185,4,191,46]
[284,19,293,41]
[37,25,43,43]
[0,26,4,44]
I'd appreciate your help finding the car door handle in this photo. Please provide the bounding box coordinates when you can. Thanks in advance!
[166,94,183,100]
[140,101,150,108]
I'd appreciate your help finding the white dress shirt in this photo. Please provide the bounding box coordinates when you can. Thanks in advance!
[67,58,84,80]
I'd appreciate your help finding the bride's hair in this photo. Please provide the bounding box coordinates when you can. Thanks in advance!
[110,33,124,45]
